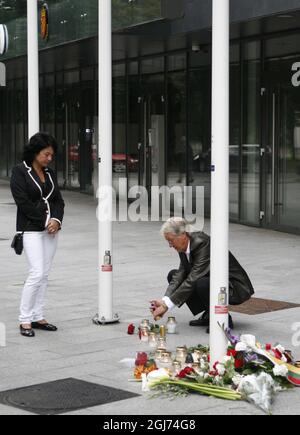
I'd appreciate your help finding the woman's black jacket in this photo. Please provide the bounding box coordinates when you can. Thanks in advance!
[10,161,65,232]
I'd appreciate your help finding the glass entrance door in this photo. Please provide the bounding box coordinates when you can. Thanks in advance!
[56,70,96,193]
[264,49,300,231]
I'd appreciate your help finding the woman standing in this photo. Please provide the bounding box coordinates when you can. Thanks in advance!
[10,133,65,338]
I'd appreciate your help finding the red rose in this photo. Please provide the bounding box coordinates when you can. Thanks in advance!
[135,352,148,367]
[127,324,135,335]
[273,349,283,360]
[177,367,195,379]
[234,358,244,369]
[227,348,237,358]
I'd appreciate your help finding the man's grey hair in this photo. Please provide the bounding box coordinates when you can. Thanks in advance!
[160,217,190,236]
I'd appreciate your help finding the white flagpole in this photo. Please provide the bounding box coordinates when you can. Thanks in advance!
[94,0,119,325]
[210,0,230,367]
[27,0,40,138]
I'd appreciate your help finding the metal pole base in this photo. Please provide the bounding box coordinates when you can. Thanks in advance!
[92,313,120,326]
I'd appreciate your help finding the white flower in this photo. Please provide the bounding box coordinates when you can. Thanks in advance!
[216,364,226,376]
[204,373,210,380]
[192,352,200,363]
[238,373,275,414]
[235,342,248,352]
[142,369,170,392]
[141,373,149,392]
[273,364,288,378]
[198,371,205,378]
[232,375,244,387]
[200,359,207,370]
[240,335,257,349]
[214,375,223,384]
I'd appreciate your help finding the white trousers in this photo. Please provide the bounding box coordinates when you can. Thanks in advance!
[20,231,58,324]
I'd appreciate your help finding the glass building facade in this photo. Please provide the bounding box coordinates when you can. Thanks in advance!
[1,0,300,234]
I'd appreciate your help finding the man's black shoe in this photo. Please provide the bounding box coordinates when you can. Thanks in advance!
[189,311,209,327]
[206,315,234,334]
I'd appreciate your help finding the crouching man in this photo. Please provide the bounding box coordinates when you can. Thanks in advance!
[151,218,254,332]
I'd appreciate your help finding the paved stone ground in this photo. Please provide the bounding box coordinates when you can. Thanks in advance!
[0,181,300,415]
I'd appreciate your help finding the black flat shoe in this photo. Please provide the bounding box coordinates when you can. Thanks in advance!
[31,322,57,332]
[206,315,234,334]
[20,326,35,337]
[189,311,210,327]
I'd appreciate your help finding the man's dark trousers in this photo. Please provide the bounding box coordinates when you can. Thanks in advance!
[167,270,210,316]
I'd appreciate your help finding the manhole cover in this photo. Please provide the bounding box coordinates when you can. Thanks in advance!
[0,378,139,415]
[230,298,300,315]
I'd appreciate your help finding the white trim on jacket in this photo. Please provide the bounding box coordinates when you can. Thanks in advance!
[23,161,57,228]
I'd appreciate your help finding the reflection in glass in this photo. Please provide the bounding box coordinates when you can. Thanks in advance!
[265,41,300,230]
[112,63,126,195]
[188,50,212,215]
[64,70,80,189]
[229,45,240,221]
[167,55,187,187]
[241,41,261,225]
[278,82,300,228]
[140,59,165,195]
[128,62,140,190]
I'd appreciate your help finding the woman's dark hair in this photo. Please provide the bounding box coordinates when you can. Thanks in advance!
[22,132,58,165]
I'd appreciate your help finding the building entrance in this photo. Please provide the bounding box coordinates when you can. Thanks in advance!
[56,74,96,194]
[263,44,300,232]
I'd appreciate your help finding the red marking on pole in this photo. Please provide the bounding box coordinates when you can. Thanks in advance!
[215,306,229,315]
[101,265,113,272]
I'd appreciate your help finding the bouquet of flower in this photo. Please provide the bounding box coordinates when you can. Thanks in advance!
[135,329,299,414]
[134,352,157,380]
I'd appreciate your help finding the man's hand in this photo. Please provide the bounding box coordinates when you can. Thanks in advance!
[47,219,60,235]
[150,299,168,321]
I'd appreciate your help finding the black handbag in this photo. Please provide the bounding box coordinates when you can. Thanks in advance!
[11,222,30,256]
[11,232,24,256]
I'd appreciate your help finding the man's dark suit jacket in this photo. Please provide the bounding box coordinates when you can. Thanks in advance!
[165,232,254,307]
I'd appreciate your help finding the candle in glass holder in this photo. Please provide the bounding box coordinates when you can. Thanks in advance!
[160,325,166,338]
[155,348,166,369]
[140,319,150,331]
[160,352,173,370]
[166,317,178,334]
[155,348,165,360]
[148,332,157,349]
[140,327,149,343]
[157,337,167,350]
[192,349,203,363]
[176,347,188,365]
[172,361,182,376]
